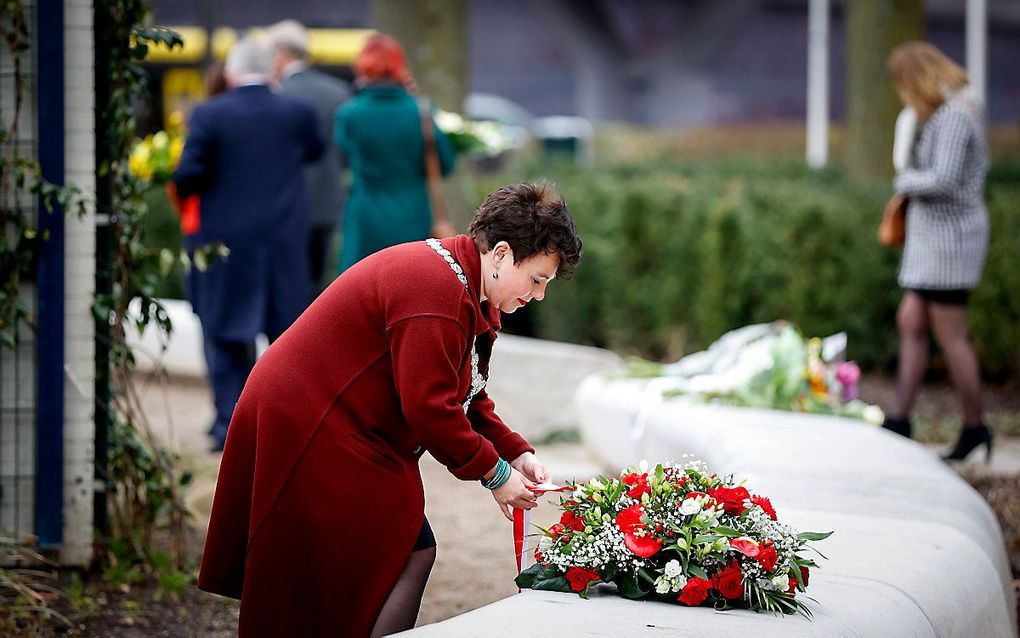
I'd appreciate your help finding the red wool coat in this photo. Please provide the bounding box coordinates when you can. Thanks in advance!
[198,235,534,636]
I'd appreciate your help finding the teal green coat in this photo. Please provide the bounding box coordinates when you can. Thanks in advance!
[334,84,457,273]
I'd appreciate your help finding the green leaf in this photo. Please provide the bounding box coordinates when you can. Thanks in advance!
[615,571,649,599]
[599,564,619,582]
[513,563,545,589]
[797,530,833,541]
[687,565,709,580]
[638,567,657,585]
[531,568,573,594]
[693,533,722,545]
[711,525,742,537]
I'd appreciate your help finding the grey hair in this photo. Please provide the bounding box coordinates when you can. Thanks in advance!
[224,34,273,78]
[265,20,309,58]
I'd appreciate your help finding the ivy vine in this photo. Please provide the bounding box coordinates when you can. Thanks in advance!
[95,0,192,568]
[2,0,194,572]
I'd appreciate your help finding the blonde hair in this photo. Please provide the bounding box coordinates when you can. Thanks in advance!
[888,41,969,120]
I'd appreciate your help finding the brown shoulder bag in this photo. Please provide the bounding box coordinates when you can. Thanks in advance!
[878,193,908,247]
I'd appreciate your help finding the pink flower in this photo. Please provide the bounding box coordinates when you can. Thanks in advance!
[836,361,861,401]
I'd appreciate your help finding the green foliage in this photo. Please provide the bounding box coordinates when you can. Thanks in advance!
[141,186,187,298]
[514,563,572,593]
[477,158,1020,378]
[94,0,191,573]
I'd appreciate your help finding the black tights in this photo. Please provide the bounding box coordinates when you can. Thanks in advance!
[893,291,983,425]
[370,547,436,637]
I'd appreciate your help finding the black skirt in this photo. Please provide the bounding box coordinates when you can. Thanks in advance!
[413,516,437,551]
[909,288,970,306]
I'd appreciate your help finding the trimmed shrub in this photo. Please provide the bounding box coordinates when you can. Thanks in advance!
[476,158,1019,378]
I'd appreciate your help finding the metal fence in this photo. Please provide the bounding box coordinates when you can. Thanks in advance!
[0,0,39,540]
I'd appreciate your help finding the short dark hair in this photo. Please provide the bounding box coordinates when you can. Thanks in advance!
[468,182,582,278]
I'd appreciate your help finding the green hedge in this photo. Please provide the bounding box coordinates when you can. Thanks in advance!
[476,158,1020,378]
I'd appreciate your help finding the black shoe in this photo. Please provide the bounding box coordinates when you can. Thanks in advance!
[881,416,912,438]
[942,423,993,463]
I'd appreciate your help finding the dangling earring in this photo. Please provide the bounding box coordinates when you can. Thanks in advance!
[492,272,499,279]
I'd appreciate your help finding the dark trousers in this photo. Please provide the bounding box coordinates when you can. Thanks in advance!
[204,337,257,445]
[308,223,337,293]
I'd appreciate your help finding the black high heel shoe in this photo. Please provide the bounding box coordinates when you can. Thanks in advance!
[942,423,993,463]
[881,416,912,438]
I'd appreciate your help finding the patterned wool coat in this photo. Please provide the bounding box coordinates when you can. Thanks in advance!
[894,93,990,290]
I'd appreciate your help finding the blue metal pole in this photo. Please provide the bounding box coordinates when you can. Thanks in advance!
[35,0,66,549]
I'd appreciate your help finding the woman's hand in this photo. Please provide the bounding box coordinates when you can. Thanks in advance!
[510,451,550,484]
[491,469,537,521]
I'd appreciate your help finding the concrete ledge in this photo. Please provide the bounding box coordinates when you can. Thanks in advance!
[404,373,1017,637]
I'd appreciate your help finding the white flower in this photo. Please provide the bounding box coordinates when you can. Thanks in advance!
[679,498,701,516]
[771,573,790,592]
[434,110,465,132]
[654,577,671,595]
[863,404,885,425]
[672,574,688,592]
[664,560,682,578]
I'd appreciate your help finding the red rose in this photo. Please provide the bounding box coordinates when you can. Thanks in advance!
[788,566,810,594]
[622,472,650,499]
[707,485,750,516]
[751,495,777,520]
[757,543,778,572]
[615,504,646,534]
[565,566,600,592]
[534,550,544,563]
[711,560,745,600]
[677,576,712,606]
[548,523,565,538]
[560,511,586,532]
[621,472,644,487]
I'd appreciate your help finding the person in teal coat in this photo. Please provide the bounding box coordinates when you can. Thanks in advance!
[335,34,457,273]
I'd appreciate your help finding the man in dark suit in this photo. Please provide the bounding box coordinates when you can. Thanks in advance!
[173,35,324,451]
[267,20,352,292]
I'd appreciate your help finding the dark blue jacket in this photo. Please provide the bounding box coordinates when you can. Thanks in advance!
[173,84,324,341]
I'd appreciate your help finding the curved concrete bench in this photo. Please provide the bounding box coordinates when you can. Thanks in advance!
[402,374,1016,637]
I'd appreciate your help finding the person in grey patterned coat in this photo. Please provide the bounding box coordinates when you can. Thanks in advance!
[881,42,992,463]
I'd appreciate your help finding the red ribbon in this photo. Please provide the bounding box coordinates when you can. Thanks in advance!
[514,483,573,574]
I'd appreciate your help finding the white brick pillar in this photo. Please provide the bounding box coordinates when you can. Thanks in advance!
[61,0,95,567]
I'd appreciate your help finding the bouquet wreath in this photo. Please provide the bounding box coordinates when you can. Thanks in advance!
[516,458,831,617]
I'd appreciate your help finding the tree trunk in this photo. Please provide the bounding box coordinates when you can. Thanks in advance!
[372,0,469,112]
[845,0,924,183]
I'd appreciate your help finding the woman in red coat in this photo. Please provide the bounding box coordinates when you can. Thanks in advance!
[198,182,582,636]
